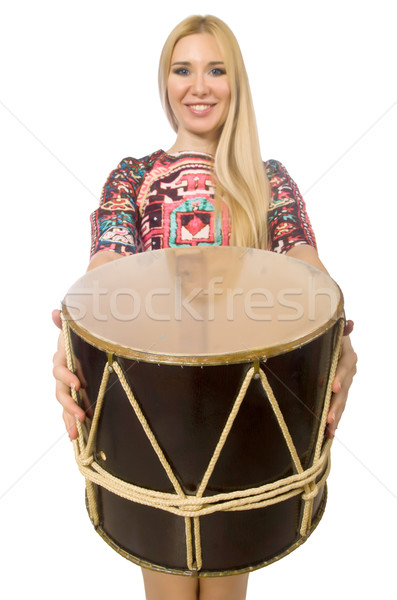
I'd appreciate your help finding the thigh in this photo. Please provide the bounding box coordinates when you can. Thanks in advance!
[141,568,198,600]
[199,573,249,600]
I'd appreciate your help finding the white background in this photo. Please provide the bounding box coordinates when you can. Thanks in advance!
[0,0,396,597]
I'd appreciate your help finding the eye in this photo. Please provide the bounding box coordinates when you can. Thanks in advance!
[172,67,190,76]
[210,67,226,76]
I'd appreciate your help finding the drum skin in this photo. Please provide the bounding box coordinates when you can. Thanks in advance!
[69,322,337,575]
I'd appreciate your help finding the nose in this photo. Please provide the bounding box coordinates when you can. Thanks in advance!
[191,72,209,96]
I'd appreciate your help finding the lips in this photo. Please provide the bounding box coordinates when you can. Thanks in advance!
[186,104,215,115]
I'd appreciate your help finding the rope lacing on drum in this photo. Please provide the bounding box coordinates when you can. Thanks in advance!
[61,313,344,573]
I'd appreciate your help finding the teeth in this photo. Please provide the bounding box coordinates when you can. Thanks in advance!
[190,104,212,111]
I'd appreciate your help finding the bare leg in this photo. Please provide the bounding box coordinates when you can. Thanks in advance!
[141,568,199,600]
[199,573,249,600]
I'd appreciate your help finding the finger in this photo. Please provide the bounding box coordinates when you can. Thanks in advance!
[326,386,349,438]
[327,416,340,439]
[62,410,79,441]
[327,338,357,438]
[56,330,65,352]
[326,421,337,439]
[332,356,351,394]
[326,408,339,439]
[331,342,357,394]
[327,393,345,425]
[56,382,86,422]
[332,357,357,394]
[52,309,62,329]
[343,319,354,336]
[53,363,81,391]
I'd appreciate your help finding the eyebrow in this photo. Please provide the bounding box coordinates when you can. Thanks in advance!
[171,61,225,67]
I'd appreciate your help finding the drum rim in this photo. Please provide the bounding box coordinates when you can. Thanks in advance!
[61,297,344,366]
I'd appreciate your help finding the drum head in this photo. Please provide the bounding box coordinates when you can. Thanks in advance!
[62,247,342,364]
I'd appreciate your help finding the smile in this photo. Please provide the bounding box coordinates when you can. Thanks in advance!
[186,104,215,115]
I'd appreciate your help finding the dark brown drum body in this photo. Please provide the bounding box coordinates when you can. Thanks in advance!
[62,247,343,576]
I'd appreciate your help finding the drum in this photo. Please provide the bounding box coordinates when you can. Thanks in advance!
[61,246,344,576]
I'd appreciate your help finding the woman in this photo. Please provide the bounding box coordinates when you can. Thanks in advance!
[53,14,357,600]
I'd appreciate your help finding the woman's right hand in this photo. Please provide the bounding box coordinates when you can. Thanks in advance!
[52,309,87,441]
[53,252,122,439]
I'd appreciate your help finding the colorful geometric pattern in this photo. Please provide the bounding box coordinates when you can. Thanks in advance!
[90,151,316,258]
[266,159,317,253]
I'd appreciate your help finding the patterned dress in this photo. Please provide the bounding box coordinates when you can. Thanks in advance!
[90,150,316,258]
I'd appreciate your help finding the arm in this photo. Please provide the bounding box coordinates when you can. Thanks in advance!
[53,250,122,440]
[87,248,122,271]
[266,159,317,254]
[285,243,328,272]
[266,160,357,438]
[286,244,357,438]
[54,158,142,439]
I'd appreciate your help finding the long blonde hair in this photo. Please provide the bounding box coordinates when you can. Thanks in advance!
[158,15,270,249]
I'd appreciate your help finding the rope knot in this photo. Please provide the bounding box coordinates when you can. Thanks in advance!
[182,502,204,516]
[79,455,94,467]
[302,484,318,502]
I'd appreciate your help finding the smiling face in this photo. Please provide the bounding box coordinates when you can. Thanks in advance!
[167,33,231,154]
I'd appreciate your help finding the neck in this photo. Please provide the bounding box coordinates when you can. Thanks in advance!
[167,130,219,156]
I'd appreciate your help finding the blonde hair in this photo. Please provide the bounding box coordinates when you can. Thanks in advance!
[158,15,270,249]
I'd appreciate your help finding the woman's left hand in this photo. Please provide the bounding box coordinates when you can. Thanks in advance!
[326,320,357,438]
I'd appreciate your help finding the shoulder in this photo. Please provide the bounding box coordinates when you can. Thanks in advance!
[102,150,167,192]
[263,159,303,205]
[263,159,291,184]
[115,149,166,177]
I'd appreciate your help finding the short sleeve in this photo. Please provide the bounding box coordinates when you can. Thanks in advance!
[265,160,317,254]
[90,157,145,258]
